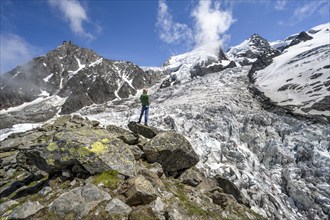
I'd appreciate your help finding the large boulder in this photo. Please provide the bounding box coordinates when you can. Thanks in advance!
[13,116,137,178]
[143,131,199,175]
[22,127,137,177]
[128,122,159,139]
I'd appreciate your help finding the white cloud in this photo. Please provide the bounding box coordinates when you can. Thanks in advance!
[288,0,328,25]
[275,0,287,10]
[192,0,234,49]
[156,0,193,46]
[156,0,234,53]
[0,34,41,74]
[48,0,94,40]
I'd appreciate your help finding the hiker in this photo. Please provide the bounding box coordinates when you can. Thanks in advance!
[138,88,150,126]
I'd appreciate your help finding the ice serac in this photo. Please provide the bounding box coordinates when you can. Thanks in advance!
[161,44,236,88]
[250,23,330,119]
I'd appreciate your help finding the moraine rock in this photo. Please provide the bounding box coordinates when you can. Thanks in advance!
[49,184,111,218]
[178,167,203,187]
[0,200,19,216]
[120,175,157,206]
[105,198,132,217]
[128,121,159,139]
[143,131,199,176]
[0,116,263,220]
[8,200,44,219]
[215,175,250,207]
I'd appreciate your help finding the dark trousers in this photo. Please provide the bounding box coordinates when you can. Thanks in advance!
[139,105,149,125]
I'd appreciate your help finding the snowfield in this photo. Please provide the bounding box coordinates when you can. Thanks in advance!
[254,23,330,117]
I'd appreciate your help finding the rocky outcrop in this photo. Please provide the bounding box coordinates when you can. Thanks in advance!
[0,116,262,219]
[281,31,313,51]
[190,60,237,78]
[248,55,275,83]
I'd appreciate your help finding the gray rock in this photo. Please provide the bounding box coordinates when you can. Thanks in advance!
[118,133,139,145]
[178,167,203,187]
[128,121,159,139]
[105,198,132,216]
[151,197,166,215]
[215,175,250,207]
[49,184,111,218]
[8,200,44,219]
[165,208,184,220]
[148,162,164,178]
[0,200,18,216]
[129,145,144,160]
[0,132,44,152]
[106,124,131,136]
[38,186,52,196]
[23,128,137,177]
[143,131,199,176]
[120,175,157,206]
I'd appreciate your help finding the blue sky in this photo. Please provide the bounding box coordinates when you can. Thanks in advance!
[1,0,329,73]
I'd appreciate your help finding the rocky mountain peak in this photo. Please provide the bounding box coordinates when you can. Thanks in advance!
[249,33,270,47]
[226,33,280,66]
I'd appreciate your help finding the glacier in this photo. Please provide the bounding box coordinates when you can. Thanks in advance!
[79,64,329,219]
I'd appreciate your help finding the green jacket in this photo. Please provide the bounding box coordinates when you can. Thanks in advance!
[140,94,149,106]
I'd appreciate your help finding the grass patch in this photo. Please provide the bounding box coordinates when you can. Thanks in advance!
[93,170,121,190]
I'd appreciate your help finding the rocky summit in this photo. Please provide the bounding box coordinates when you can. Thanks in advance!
[0,115,262,219]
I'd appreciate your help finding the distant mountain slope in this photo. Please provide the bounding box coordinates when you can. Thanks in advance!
[0,41,164,129]
[250,23,330,118]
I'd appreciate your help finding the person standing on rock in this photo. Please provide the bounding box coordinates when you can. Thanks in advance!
[138,88,150,126]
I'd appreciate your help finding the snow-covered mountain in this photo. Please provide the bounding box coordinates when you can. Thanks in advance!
[161,43,236,87]
[226,34,281,66]
[0,41,164,129]
[250,23,330,119]
[0,23,329,220]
